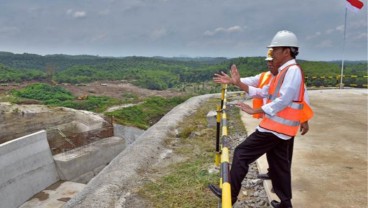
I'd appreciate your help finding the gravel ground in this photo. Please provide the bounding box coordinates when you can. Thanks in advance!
[229,133,269,208]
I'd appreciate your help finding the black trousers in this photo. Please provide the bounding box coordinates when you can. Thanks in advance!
[230,130,293,207]
[266,137,294,171]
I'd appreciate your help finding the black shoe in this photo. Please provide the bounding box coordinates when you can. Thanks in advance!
[270,200,281,208]
[257,173,270,180]
[270,200,292,208]
[208,184,221,199]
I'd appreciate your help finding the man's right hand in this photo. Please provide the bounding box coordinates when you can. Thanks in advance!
[230,64,241,86]
[213,64,241,85]
[213,71,233,84]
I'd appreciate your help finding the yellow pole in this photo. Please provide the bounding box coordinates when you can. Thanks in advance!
[221,147,232,208]
[221,112,228,136]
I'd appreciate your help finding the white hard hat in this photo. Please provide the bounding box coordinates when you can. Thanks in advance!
[265,48,273,61]
[268,30,298,48]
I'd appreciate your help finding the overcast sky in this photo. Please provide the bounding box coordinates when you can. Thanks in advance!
[0,0,366,61]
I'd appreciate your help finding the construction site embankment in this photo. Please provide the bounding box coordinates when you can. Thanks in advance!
[63,94,215,208]
[0,89,366,208]
[64,88,368,208]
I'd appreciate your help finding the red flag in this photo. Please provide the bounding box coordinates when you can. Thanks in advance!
[345,0,364,12]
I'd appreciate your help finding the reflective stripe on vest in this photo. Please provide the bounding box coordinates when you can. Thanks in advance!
[252,71,272,119]
[264,114,300,126]
[259,64,305,136]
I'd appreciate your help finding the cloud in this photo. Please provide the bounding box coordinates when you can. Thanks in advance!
[204,25,244,36]
[307,25,347,41]
[0,0,365,60]
[0,26,19,34]
[325,29,335,34]
[349,20,367,29]
[306,31,322,40]
[66,9,87,18]
[350,32,367,41]
[150,28,168,40]
[91,33,109,42]
[316,40,333,48]
[98,9,110,16]
[336,25,344,32]
[73,11,87,18]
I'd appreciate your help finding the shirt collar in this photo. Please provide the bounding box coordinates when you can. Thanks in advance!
[278,59,296,72]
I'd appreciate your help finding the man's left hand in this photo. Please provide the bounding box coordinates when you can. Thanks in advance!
[235,102,255,115]
[300,121,309,135]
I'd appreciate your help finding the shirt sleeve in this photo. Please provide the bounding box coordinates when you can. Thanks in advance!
[248,85,269,98]
[240,74,261,87]
[304,85,311,105]
[261,66,302,116]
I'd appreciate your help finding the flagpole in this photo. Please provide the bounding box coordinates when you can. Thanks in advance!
[340,8,348,89]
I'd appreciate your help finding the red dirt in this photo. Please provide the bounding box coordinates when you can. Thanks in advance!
[0,81,185,99]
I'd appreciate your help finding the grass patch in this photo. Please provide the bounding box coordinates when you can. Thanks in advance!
[138,98,221,208]
[10,83,123,112]
[106,96,190,129]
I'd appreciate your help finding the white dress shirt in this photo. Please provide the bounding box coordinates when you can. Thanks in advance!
[247,59,309,140]
[240,74,262,88]
[240,72,269,104]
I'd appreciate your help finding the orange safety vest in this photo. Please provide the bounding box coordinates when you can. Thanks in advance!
[253,71,272,118]
[259,64,313,137]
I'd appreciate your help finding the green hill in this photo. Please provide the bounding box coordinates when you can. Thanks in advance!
[0,52,366,88]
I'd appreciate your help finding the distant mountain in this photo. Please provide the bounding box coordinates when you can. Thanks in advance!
[0,51,366,88]
[328,60,368,65]
[0,52,230,71]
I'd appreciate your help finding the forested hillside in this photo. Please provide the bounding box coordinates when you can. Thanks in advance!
[0,52,366,89]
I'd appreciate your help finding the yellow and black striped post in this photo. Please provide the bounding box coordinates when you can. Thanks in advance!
[220,84,226,109]
[213,84,232,208]
[220,136,231,208]
[215,105,221,166]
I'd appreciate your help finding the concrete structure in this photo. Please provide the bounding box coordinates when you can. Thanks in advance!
[0,105,143,208]
[0,130,59,208]
[206,110,217,127]
[113,124,145,145]
[19,181,86,208]
[0,131,126,208]
[0,103,113,154]
[63,94,216,208]
[53,136,126,183]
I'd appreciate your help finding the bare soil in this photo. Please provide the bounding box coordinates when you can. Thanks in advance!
[0,81,185,99]
[60,81,184,99]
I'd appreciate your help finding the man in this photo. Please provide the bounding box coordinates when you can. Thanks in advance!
[210,30,313,208]
[214,48,310,181]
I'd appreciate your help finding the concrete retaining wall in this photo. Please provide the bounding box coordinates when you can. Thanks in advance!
[0,130,59,208]
[53,136,126,183]
[113,124,145,145]
[64,94,216,208]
